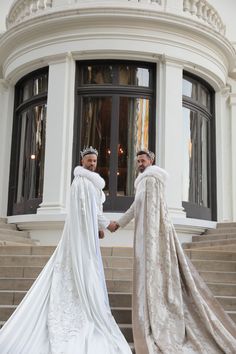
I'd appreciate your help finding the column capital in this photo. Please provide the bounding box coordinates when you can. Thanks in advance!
[0,79,9,93]
[229,93,236,106]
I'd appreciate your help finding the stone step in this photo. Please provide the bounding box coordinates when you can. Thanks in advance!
[109,292,132,308]
[185,249,236,261]
[0,266,41,278]
[111,307,132,324]
[0,219,7,224]
[207,282,236,296]
[105,268,132,280]
[107,280,132,293]
[0,255,50,267]
[0,246,133,257]
[215,296,236,311]
[182,238,236,249]
[199,271,236,284]
[103,256,133,269]
[205,227,236,235]
[0,246,56,256]
[0,291,26,305]
[191,260,236,272]
[217,223,236,228]
[0,235,36,245]
[119,324,133,343]
[0,229,30,239]
[192,234,236,242]
[0,278,34,291]
[0,224,17,231]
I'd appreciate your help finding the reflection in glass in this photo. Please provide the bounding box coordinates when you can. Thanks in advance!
[182,79,197,99]
[16,105,47,203]
[182,107,198,203]
[21,81,31,102]
[80,96,112,194]
[200,86,210,108]
[82,65,113,84]
[119,66,150,86]
[118,97,149,196]
[33,74,48,96]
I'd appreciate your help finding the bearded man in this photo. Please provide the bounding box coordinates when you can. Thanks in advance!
[114,149,236,354]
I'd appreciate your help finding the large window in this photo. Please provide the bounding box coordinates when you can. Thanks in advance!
[73,61,156,211]
[8,68,48,215]
[182,73,216,220]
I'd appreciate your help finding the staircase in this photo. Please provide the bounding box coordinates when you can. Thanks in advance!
[0,245,134,351]
[0,221,236,352]
[183,222,236,324]
[0,218,36,246]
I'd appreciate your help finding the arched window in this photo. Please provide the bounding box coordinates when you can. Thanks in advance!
[182,72,216,220]
[8,68,48,215]
[73,60,156,211]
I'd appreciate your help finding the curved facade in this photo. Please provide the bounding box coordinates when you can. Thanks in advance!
[0,0,236,245]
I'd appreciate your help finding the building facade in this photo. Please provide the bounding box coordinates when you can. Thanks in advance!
[0,0,236,246]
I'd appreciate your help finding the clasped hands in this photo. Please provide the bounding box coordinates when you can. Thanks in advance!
[107,221,119,233]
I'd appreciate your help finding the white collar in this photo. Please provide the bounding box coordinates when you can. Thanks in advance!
[134,165,169,188]
[73,166,105,190]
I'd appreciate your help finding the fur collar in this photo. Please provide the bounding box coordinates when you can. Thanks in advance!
[134,165,169,188]
[73,166,105,190]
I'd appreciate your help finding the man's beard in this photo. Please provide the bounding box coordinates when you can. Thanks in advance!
[85,166,96,172]
[138,166,146,173]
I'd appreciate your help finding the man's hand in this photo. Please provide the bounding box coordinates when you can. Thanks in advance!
[107,221,119,233]
[98,230,105,239]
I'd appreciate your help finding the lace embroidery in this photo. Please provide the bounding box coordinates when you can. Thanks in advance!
[48,241,86,353]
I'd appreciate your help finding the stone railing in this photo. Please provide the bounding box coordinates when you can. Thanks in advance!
[6,0,163,28]
[6,0,53,28]
[183,0,225,35]
[6,0,225,36]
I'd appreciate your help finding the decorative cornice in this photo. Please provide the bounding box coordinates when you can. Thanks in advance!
[6,0,225,36]
[229,93,236,106]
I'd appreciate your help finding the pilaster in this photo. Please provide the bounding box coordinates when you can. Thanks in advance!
[0,80,14,216]
[160,59,186,218]
[37,53,76,214]
[229,93,236,220]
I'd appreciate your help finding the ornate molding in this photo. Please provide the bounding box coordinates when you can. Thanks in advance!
[183,0,225,35]
[6,0,225,37]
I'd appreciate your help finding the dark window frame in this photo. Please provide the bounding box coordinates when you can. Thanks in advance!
[73,60,156,211]
[8,67,48,216]
[182,71,217,221]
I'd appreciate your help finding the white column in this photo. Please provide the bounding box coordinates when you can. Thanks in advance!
[160,59,186,218]
[0,80,14,217]
[37,53,76,214]
[229,93,236,220]
[215,88,232,222]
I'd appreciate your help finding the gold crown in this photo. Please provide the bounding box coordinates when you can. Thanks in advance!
[80,146,98,158]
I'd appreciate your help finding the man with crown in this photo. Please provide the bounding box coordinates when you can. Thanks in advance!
[112,149,236,354]
[0,146,132,354]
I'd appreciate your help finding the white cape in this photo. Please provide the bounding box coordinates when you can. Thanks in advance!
[0,169,132,354]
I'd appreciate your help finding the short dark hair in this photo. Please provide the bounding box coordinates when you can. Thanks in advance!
[136,149,155,161]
